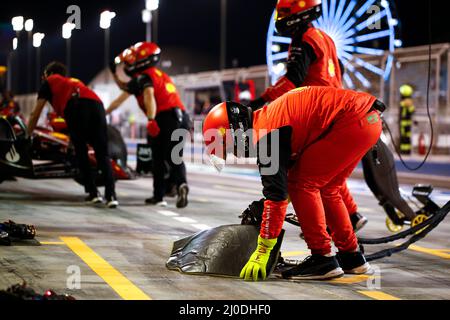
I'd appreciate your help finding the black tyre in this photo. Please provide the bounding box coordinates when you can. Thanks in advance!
[107,125,127,167]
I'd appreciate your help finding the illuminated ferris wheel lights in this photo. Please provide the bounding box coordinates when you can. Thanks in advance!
[273,63,286,75]
[354,71,371,88]
[380,0,389,8]
[333,0,346,24]
[337,1,357,26]
[343,45,384,56]
[271,44,281,52]
[353,57,384,76]
[354,29,391,43]
[356,0,377,17]
[272,52,289,61]
[271,36,291,44]
[343,73,355,89]
[389,18,399,26]
[394,39,403,47]
[355,10,387,32]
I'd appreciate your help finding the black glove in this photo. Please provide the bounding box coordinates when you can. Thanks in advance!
[109,61,117,74]
[240,198,265,226]
[249,97,267,111]
[1,220,36,240]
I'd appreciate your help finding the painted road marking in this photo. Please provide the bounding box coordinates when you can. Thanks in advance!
[158,209,212,232]
[158,210,179,217]
[214,184,262,195]
[358,207,377,213]
[60,237,151,300]
[191,224,211,230]
[358,290,401,300]
[329,275,378,284]
[408,245,450,259]
[282,251,309,257]
[173,216,197,223]
[40,241,65,245]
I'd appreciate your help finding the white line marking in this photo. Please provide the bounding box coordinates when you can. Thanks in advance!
[157,210,179,217]
[173,217,197,223]
[191,224,211,231]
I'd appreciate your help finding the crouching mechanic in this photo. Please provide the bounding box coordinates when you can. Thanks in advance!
[203,86,384,280]
[28,62,118,208]
[251,0,367,232]
[107,42,189,208]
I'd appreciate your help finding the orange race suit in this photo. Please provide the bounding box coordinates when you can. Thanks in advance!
[253,86,382,255]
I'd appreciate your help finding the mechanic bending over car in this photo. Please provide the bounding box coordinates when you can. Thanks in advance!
[27,61,119,208]
[107,42,189,208]
[203,86,385,280]
[249,0,368,234]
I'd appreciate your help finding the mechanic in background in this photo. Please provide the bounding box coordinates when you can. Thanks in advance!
[250,0,367,233]
[398,84,416,155]
[107,42,189,208]
[27,62,118,208]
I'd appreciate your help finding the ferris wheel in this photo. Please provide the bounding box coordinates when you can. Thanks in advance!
[266,0,401,88]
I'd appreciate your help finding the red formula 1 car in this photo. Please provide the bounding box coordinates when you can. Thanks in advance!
[0,113,133,186]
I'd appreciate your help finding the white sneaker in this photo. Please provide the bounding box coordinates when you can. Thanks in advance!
[85,193,103,204]
[145,198,167,207]
[106,198,119,209]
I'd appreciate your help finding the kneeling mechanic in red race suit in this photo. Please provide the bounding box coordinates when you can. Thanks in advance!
[203,86,385,280]
[107,42,189,208]
[28,62,118,208]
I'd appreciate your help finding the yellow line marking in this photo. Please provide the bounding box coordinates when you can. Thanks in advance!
[281,251,309,257]
[358,290,401,300]
[214,184,262,195]
[60,237,151,300]
[329,275,378,284]
[40,241,65,245]
[408,245,450,259]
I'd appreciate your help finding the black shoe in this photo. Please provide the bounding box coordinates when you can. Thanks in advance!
[85,192,103,204]
[281,255,344,280]
[336,251,371,274]
[106,196,119,209]
[176,183,189,208]
[165,184,178,198]
[350,212,368,232]
[145,197,167,207]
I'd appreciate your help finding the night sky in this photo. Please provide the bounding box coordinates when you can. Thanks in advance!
[0,0,448,93]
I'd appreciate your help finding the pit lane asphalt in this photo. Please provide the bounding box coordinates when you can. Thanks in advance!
[1,164,449,300]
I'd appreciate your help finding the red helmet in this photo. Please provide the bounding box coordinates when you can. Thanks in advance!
[113,47,137,76]
[132,42,161,72]
[275,0,322,35]
[203,102,253,168]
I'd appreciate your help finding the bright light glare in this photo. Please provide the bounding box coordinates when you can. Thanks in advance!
[62,22,76,39]
[142,10,151,23]
[33,32,45,48]
[24,19,33,32]
[11,16,24,31]
[146,0,159,11]
[273,62,286,75]
[13,37,18,50]
[100,10,116,29]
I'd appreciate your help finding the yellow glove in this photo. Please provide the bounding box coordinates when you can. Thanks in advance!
[240,236,277,281]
